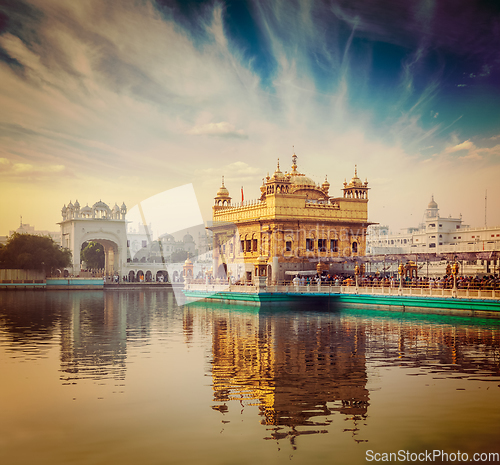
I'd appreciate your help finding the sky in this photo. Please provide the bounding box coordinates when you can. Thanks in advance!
[0,0,499,237]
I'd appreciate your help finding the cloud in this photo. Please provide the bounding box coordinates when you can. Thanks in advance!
[444,140,475,153]
[0,0,499,235]
[459,152,482,161]
[187,122,248,139]
[0,158,69,180]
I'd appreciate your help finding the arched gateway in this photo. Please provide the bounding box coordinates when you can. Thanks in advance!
[59,200,128,277]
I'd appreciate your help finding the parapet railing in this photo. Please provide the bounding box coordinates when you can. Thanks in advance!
[184,280,499,300]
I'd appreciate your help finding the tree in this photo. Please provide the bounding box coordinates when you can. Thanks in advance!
[170,250,189,263]
[0,233,71,273]
[80,241,105,269]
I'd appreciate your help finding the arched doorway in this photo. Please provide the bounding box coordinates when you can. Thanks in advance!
[156,270,168,282]
[80,241,105,275]
[137,270,144,282]
[217,263,227,279]
[128,270,135,282]
[145,270,152,282]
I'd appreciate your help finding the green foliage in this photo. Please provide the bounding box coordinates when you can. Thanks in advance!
[81,241,105,269]
[0,233,72,272]
[170,250,189,263]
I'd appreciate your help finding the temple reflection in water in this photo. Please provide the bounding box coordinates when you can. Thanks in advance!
[197,306,370,444]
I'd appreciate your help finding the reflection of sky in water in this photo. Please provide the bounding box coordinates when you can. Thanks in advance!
[0,291,499,464]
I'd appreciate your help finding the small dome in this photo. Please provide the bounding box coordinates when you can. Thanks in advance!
[217,184,230,197]
[62,204,67,212]
[184,256,192,265]
[74,199,80,209]
[348,166,363,187]
[183,232,194,243]
[160,233,175,242]
[121,202,127,210]
[322,176,330,188]
[215,177,231,199]
[428,195,438,209]
[93,200,109,209]
[113,203,120,212]
[271,159,287,181]
[81,204,92,213]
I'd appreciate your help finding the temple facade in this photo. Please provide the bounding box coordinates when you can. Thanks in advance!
[208,154,372,283]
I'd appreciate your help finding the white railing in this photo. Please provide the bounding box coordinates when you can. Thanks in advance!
[184,282,499,300]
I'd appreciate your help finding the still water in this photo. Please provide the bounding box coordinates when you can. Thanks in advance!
[1,290,499,465]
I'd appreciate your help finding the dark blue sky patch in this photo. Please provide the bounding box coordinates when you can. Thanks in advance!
[221,0,276,90]
[0,45,23,72]
[154,0,214,49]
[0,0,44,46]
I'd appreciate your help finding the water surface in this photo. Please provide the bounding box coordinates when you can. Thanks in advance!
[1,290,499,465]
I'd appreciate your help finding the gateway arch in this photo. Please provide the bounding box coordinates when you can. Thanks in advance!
[59,200,128,277]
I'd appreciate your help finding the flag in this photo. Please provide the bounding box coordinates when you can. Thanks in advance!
[241,186,244,202]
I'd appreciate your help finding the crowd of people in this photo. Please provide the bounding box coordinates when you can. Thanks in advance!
[288,273,500,290]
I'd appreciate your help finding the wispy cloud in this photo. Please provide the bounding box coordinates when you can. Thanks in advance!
[0,0,499,234]
[187,122,248,139]
[444,140,475,153]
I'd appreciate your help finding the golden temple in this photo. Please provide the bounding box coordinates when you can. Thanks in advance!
[209,153,372,283]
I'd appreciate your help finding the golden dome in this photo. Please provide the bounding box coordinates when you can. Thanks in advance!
[271,159,285,180]
[289,173,316,186]
[216,176,230,198]
[349,165,363,187]
[286,153,316,187]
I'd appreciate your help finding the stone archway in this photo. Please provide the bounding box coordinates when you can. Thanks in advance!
[59,200,127,277]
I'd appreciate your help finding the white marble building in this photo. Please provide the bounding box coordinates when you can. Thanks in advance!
[366,197,500,276]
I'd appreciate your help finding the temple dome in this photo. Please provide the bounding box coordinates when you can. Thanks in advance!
[289,173,316,187]
[183,232,194,243]
[428,196,438,209]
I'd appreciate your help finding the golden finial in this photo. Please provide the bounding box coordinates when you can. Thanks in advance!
[355,165,358,177]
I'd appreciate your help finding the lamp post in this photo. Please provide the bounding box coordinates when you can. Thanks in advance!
[354,263,360,294]
[452,257,459,298]
[398,262,404,296]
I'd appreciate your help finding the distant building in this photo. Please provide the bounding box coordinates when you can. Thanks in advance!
[366,197,500,276]
[0,221,61,247]
[127,223,198,263]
